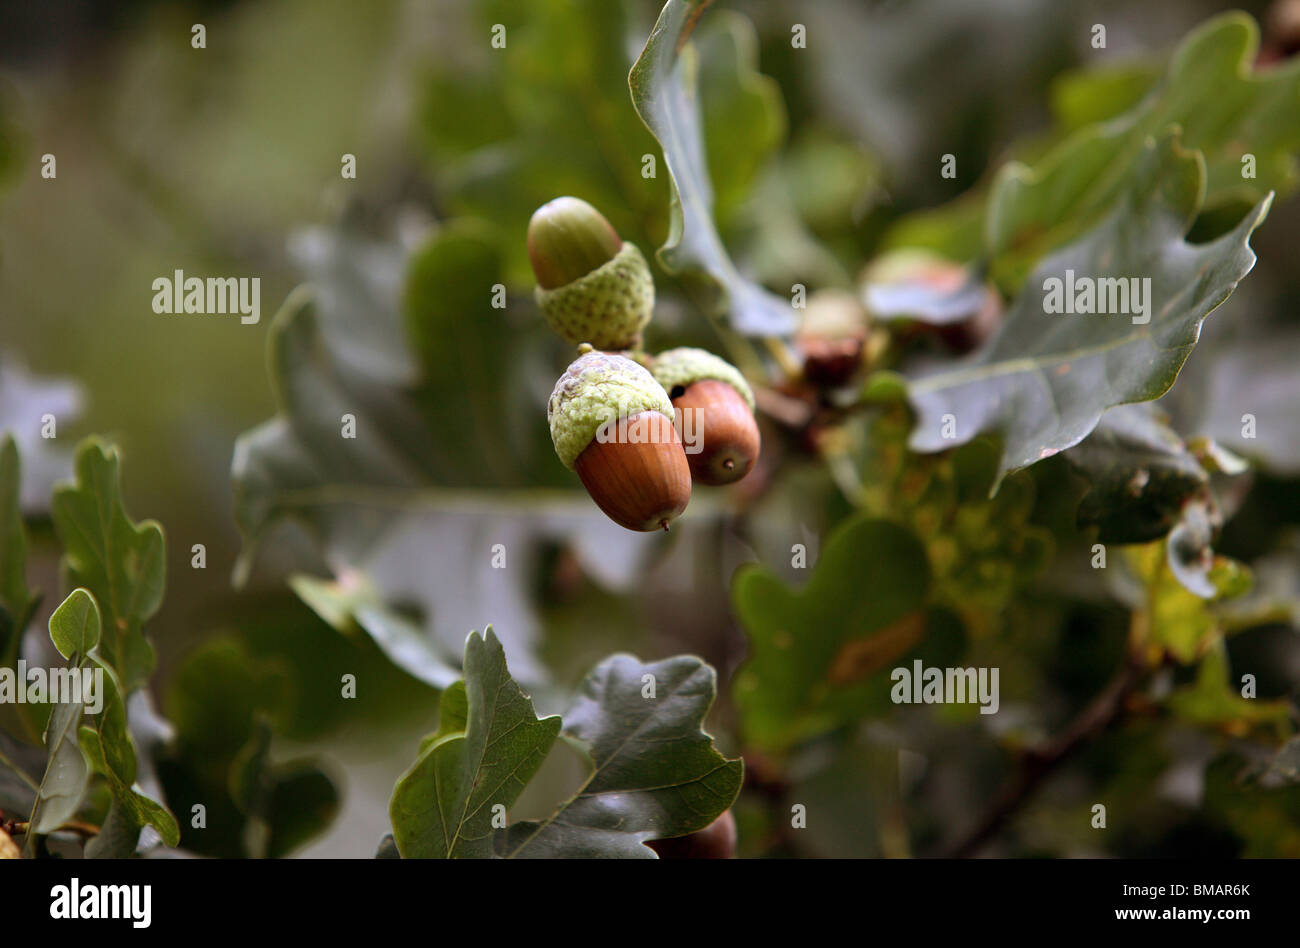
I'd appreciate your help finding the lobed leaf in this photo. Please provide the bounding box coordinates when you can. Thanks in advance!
[51,440,165,693]
[629,0,795,335]
[390,628,561,858]
[498,651,742,858]
[907,132,1270,491]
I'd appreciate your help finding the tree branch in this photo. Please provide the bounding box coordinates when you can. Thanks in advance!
[947,656,1145,858]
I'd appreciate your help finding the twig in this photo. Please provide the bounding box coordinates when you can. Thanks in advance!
[946,656,1145,858]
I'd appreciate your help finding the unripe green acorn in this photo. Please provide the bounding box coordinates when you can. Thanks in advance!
[650,347,760,486]
[548,350,691,532]
[529,197,654,350]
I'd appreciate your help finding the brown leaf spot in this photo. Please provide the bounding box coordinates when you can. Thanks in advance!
[827,613,925,687]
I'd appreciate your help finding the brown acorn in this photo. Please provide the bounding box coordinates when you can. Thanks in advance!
[650,348,760,487]
[795,289,869,389]
[647,810,737,859]
[549,351,691,532]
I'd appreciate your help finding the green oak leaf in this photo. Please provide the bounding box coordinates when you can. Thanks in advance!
[731,516,963,753]
[907,131,1270,491]
[497,652,743,858]
[48,587,100,661]
[51,439,165,693]
[390,628,561,858]
[629,0,795,336]
[987,13,1298,284]
[78,658,180,853]
[24,590,101,849]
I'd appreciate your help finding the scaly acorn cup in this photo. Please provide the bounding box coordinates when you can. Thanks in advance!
[650,347,760,486]
[548,350,690,532]
[529,196,654,350]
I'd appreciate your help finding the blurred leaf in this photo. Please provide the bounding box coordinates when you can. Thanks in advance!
[498,651,742,857]
[696,11,787,222]
[402,220,554,487]
[863,250,992,326]
[732,516,964,752]
[233,232,660,687]
[1164,328,1300,476]
[0,357,84,512]
[1166,640,1290,737]
[1126,541,1244,663]
[629,0,796,336]
[160,636,339,858]
[0,730,40,815]
[390,628,561,858]
[51,439,164,693]
[166,638,291,761]
[418,0,660,284]
[1050,61,1161,132]
[0,435,34,672]
[907,132,1269,491]
[230,720,339,859]
[1070,403,1209,545]
[1264,738,1300,784]
[1204,752,1300,857]
[987,13,1298,285]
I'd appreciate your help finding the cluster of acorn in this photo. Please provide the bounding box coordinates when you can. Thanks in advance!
[530,197,761,533]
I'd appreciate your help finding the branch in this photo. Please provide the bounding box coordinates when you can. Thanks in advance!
[946,655,1145,858]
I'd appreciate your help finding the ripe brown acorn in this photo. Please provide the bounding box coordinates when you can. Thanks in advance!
[650,348,760,487]
[647,810,737,859]
[574,411,691,532]
[548,350,691,532]
[670,379,760,486]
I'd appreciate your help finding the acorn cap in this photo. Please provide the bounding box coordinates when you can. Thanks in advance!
[529,197,654,350]
[649,347,755,412]
[547,351,674,470]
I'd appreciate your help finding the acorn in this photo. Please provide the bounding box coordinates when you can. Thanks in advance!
[528,196,654,350]
[548,350,691,532]
[795,289,868,389]
[650,347,759,486]
[647,810,737,859]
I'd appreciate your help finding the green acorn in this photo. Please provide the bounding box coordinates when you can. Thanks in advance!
[548,349,690,532]
[650,348,760,486]
[528,197,654,350]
